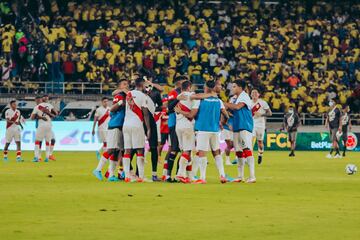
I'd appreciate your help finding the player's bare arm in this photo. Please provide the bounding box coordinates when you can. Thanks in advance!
[142,107,151,139]
[225,102,245,110]
[92,116,98,136]
[175,105,198,119]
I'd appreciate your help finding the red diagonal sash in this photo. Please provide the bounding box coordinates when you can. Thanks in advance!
[98,109,109,126]
[252,103,261,116]
[177,102,193,121]
[127,92,144,122]
[6,111,19,128]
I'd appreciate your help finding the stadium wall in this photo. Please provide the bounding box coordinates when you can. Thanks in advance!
[0,121,359,152]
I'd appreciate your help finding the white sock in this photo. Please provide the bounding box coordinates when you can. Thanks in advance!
[136,155,145,179]
[225,155,230,163]
[123,156,131,178]
[50,144,54,155]
[237,158,245,180]
[214,154,225,177]
[45,142,50,158]
[199,157,207,180]
[108,160,116,177]
[96,155,108,171]
[34,144,40,158]
[247,156,255,180]
[177,156,188,177]
[192,155,200,177]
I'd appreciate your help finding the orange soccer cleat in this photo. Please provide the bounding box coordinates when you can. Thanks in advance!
[49,155,56,161]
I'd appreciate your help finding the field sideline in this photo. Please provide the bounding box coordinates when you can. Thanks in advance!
[0,151,359,240]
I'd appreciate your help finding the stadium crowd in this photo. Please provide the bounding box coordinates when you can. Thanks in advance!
[0,0,359,113]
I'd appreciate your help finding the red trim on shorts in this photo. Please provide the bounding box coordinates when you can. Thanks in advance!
[35,141,41,145]
[103,151,110,159]
[45,142,50,146]
[136,153,144,157]
[123,154,131,159]
[243,149,253,158]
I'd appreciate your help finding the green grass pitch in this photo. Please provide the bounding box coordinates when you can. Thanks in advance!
[0,151,359,240]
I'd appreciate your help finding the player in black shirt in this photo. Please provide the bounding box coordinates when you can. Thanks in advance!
[325,99,342,158]
[340,105,352,157]
[283,106,300,157]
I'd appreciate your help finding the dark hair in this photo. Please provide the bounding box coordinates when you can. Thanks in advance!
[118,78,127,84]
[181,80,192,91]
[101,97,108,101]
[135,77,144,87]
[233,79,246,89]
[205,80,216,89]
[174,75,188,83]
[43,94,49,98]
[35,96,42,99]
[10,100,16,105]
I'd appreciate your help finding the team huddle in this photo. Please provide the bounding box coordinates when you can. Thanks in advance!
[91,75,273,184]
[2,76,351,184]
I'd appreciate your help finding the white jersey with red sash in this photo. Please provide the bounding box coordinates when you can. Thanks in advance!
[175,91,198,129]
[123,89,148,127]
[251,99,270,129]
[5,108,21,130]
[95,106,110,130]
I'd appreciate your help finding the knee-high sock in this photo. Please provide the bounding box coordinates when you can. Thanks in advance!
[166,152,177,177]
[199,157,207,181]
[96,151,109,171]
[177,153,190,177]
[214,154,225,177]
[150,148,158,176]
[34,141,41,159]
[45,142,50,159]
[192,153,200,177]
[244,149,255,180]
[186,164,193,179]
[136,153,145,179]
[108,155,116,177]
[123,154,131,178]
[16,150,21,159]
[237,158,245,180]
[50,139,55,155]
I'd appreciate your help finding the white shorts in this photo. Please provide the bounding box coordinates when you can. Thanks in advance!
[35,124,52,142]
[176,127,195,151]
[234,130,253,151]
[123,125,145,149]
[107,128,123,150]
[253,126,265,141]
[5,127,21,143]
[196,131,220,152]
[98,129,108,143]
[221,129,233,141]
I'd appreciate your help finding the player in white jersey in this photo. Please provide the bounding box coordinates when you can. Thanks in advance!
[3,100,23,162]
[221,95,237,166]
[122,77,151,182]
[42,95,58,161]
[92,97,110,160]
[174,80,198,183]
[31,100,56,162]
[250,89,272,164]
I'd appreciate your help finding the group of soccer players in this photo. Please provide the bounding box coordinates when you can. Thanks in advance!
[2,75,352,183]
[3,95,57,163]
[91,75,275,184]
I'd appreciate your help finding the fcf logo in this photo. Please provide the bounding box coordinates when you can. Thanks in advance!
[346,133,358,151]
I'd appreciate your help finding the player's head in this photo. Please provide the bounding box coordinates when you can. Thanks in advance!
[118,78,129,91]
[42,94,49,102]
[251,88,260,100]
[134,77,145,90]
[181,80,192,92]
[288,104,295,113]
[174,75,187,88]
[9,100,16,109]
[343,104,350,113]
[329,99,336,109]
[204,80,216,93]
[144,80,153,93]
[101,97,108,107]
[35,96,43,105]
[214,79,222,94]
[232,80,246,95]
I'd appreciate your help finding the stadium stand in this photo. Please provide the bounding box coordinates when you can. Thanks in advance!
[0,0,359,115]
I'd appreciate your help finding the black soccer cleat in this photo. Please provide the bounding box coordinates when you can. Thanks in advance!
[289,152,295,157]
[258,155,262,164]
